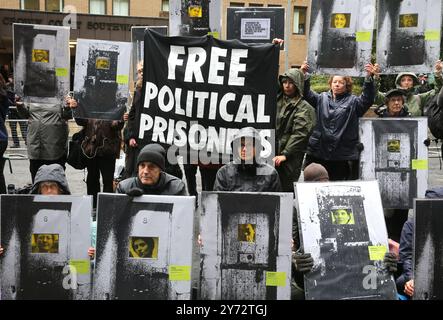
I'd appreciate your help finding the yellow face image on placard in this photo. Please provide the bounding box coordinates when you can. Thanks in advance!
[96,57,110,70]
[399,14,418,28]
[331,13,351,29]
[129,236,158,259]
[331,208,355,225]
[238,224,256,242]
[387,139,401,153]
[188,5,202,18]
[32,49,49,63]
[31,233,59,253]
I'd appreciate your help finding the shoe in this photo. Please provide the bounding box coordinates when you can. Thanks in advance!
[10,144,20,148]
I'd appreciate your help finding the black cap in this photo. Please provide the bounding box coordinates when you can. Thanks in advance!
[385,88,406,99]
[137,144,166,170]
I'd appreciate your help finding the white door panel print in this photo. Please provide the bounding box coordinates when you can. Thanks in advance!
[377,0,442,74]
[115,203,173,300]
[13,24,70,103]
[93,194,195,300]
[308,0,376,76]
[359,118,427,209]
[200,192,292,300]
[221,213,269,299]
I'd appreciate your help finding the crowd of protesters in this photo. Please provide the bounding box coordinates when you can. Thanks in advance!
[1,35,443,300]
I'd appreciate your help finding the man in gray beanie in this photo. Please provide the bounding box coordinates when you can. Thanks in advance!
[116,143,187,196]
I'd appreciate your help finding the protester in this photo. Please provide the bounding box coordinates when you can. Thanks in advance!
[16,94,71,182]
[213,127,281,192]
[374,60,443,116]
[274,67,316,192]
[123,61,143,179]
[374,88,410,117]
[116,143,187,196]
[125,61,183,180]
[68,96,123,209]
[1,164,95,257]
[301,61,377,181]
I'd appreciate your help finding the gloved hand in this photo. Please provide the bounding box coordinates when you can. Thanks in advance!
[292,251,314,273]
[383,252,398,273]
[126,187,143,197]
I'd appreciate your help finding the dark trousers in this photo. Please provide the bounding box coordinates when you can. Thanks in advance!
[385,209,409,243]
[184,164,198,197]
[30,157,66,183]
[305,155,358,181]
[124,145,137,179]
[0,140,7,194]
[86,155,116,208]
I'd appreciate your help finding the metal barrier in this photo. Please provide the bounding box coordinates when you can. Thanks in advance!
[4,118,82,158]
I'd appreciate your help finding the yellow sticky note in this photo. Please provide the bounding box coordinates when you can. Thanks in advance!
[169,265,191,281]
[56,68,68,77]
[265,271,286,287]
[412,159,428,170]
[116,74,129,85]
[207,31,220,39]
[356,31,371,42]
[368,246,387,261]
[69,259,90,274]
[425,30,440,41]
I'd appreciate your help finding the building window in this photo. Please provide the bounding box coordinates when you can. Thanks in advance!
[161,0,169,12]
[113,0,129,16]
[249,3,263,7]
[293,7,307,35]
[90,0,106,15]
[46,0,63,12]
[230,2,245,7]
[20,0,40,10]
[268,4,282,7]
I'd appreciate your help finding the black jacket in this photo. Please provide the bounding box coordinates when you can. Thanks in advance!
[303,76,375,160]
[116,172,187,196]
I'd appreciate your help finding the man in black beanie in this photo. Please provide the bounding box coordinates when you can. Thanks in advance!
[116,143,187,196]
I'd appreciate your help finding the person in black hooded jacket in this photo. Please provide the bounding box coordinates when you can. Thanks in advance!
[213,127,281,192]
[116,143,187,196]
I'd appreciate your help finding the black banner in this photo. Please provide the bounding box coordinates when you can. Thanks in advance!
[138,29,279,165]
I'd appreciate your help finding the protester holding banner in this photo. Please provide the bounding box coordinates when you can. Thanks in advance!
[116,143,187,196]
[0,163,95,258]
[301,61,377,181]
[67,96,124,209]
[15,95,71,182]
[125,61,184,181]
[373,88,411,243]
[213,127,281,192]
[373,60,443,116]
[274,68,316,191]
